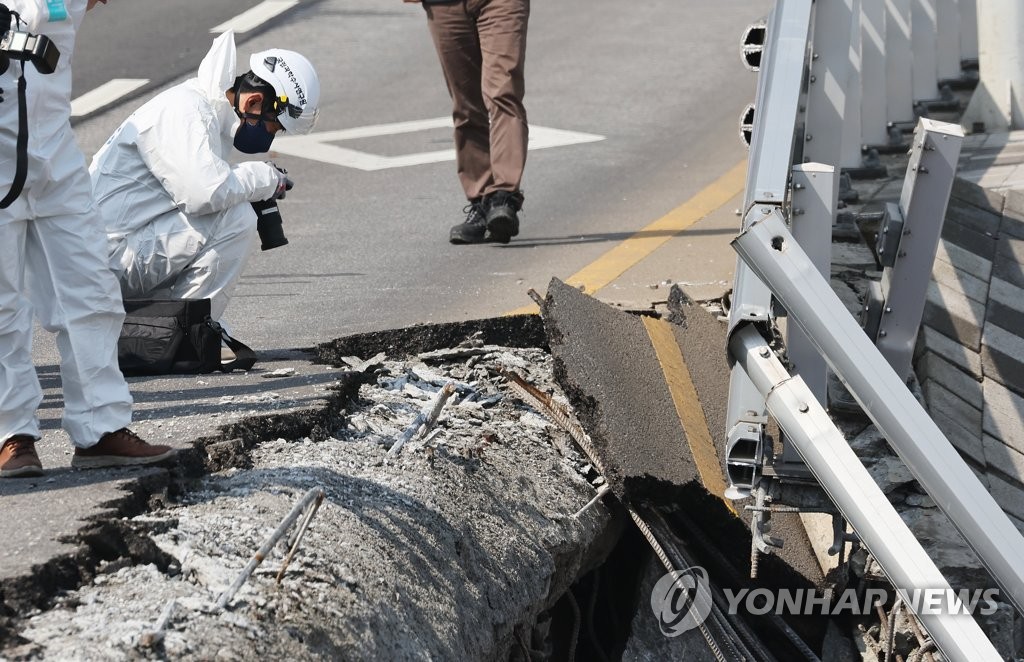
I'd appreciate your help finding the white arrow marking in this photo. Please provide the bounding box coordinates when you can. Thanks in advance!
[272,117,605,171]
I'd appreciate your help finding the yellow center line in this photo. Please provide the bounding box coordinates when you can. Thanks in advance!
[641,315,735,514]
[505,159,747,316]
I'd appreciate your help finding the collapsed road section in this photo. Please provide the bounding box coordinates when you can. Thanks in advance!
[3,279,1008,660]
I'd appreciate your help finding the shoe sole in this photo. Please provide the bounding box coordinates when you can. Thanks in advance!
[449,235,490,245]
[0,465,44,478]
[71,448,177,469]
[486,211,519,244]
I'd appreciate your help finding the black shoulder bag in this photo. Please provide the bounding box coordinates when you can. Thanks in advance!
[118,299,257,376]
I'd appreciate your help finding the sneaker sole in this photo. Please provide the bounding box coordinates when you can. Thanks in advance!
[0,465,44,478]
[449,234,490,245]
[486,212,519,244]
[71,449,177,469]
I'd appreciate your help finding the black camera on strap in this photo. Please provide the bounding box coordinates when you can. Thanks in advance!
[0,4,59,76]
[0,3,61,209]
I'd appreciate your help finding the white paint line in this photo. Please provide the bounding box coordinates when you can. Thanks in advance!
[211,0,299,34]
[272,117,605,171]
[71,78,149,117]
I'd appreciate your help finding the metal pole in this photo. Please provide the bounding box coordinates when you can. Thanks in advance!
[731,210,1024,617]
[861,0,890,145]
[936,0,962,81]
[804,0,858,168]
[885,0,916,124]
[961,0,1024,130]
[875,119,963,380]
[731,325,1001,662]
[788,163,835,406]
[725,0,815,497]
[911,0,940,101]
[958,0,978,61]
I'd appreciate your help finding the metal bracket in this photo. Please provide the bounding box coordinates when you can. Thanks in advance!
[874,201,905,268]
[724,418,767,501]
[861,279,885,341]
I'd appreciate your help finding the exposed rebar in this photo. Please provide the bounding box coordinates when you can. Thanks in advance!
[501,370,607,476]
[139,598,177,647]
[565,588,581,662]
[627,507,730,662]
[388,382,456,457]
[885,597,904,662]
[276,489,326,584]
[217,487,326,610]
[572,484,611,519]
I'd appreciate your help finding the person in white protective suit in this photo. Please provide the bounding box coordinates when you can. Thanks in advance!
[0,0,176,478]
[89,31,321,327]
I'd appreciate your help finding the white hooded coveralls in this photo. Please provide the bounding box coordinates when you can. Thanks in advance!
[90,31,281,322]
[0,0,134,446]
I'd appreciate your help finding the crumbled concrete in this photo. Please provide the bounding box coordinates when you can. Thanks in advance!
[3,341,619,661]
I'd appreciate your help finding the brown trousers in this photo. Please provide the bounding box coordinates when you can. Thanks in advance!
[425,0,530,202]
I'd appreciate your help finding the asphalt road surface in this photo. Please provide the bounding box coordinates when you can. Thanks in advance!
[66,0,770,351]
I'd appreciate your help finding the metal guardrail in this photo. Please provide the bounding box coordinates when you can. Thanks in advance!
[721,1,1023,659]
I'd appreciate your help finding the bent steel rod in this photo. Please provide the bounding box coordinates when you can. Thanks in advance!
[731,324,1000,662]
[731,210,1024,618]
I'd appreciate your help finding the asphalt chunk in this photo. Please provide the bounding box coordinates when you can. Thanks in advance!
[541,278,725,505]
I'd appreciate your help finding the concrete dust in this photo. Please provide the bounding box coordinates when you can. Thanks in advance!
[8,346,614,661]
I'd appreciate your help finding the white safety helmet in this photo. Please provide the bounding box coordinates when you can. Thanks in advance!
[248,49,321,135]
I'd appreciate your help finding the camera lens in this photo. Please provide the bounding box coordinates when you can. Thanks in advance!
[251,199,288,251]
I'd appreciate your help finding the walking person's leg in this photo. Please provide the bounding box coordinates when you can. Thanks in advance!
[425,1,495,243]
[476,0,530,243]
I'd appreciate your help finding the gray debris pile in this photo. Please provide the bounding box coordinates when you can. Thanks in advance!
[10,342,614,661]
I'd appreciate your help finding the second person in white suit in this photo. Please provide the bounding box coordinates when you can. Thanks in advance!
[90,31,321,324]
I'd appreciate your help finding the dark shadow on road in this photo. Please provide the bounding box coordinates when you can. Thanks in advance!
[0,464,168,498]
[499,226,737,249]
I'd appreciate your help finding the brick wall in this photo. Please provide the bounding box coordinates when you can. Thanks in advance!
[914,181,1024,533]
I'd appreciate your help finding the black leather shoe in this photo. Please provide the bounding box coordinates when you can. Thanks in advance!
[484,191,523,244]
[449,201,489,244]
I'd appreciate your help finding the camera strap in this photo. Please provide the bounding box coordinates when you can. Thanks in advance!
[0,73,28,209]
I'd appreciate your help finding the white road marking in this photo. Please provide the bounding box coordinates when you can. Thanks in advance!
[271,117,606,171]
[211,1,300,34]
[70,78,149,117]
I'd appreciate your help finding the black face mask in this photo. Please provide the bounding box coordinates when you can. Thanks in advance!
[234,118,275,154]
[231,82,277,154]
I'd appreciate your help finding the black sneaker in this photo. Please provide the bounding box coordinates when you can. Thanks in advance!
[449,201,489,245]
[485,191,523,244]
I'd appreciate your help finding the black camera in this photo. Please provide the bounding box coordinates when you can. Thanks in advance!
[0,5,60,76]
[252,199,288,250]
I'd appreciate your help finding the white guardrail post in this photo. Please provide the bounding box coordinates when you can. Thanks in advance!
[962,0,1024,131]
[911,0,940,101]
[936,0,961,82]
[732,211,1024,621]
[885,0,916,125]
[731,324,1002,662]
[861,0,890,146]
[724,0,814,498]
[958,0,978,61]
[869,119,963,380]
[804,0,862,169]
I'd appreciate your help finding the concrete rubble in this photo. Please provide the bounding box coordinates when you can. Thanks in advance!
[4,331,628,660]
